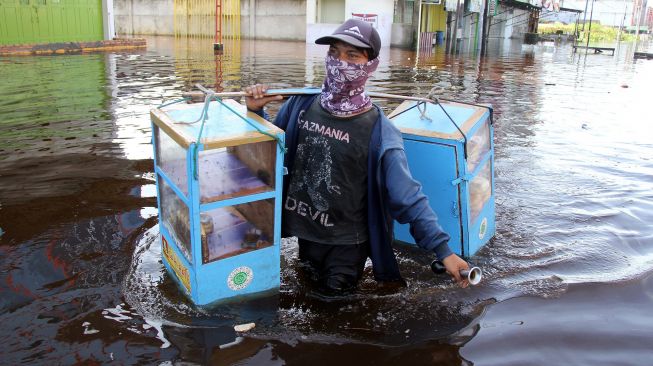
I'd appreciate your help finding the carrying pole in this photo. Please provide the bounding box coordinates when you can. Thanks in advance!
[182,88,437,104]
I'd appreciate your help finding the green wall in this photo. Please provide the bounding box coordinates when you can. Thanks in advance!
[0,0,103,45]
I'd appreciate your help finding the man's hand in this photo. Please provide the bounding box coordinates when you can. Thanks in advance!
[442,254,470,288]
[244,84,283,111]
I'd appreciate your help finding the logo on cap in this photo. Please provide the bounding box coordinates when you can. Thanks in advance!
[344,26,363,38]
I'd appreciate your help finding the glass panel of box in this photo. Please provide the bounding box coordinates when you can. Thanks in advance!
[198,140,276,203]
[159,177,193,261]
[466,120,491,173]
[154,126,189,197]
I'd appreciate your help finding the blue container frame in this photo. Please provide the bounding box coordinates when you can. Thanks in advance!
[392,102,495,258]
[151,103,285,305]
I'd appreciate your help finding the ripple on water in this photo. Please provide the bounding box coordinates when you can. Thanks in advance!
[124,228,488,345]
[2,38,653,362]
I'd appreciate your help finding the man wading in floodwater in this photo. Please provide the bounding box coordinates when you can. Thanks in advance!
[245,19,470,294]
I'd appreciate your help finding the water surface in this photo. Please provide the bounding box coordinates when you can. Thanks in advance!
[1,37,652,364]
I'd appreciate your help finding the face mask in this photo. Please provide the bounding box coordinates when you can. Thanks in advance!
[320,55,379,117]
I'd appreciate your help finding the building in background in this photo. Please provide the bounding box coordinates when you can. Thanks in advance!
[305,0,484,52]
[486,0,540,41]
[555,0,635,26]
[110,0,653,53]
[305,0,397,47]
[0,0,115,45]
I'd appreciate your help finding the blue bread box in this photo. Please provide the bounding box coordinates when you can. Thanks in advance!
[150,99,285,305]
[389,100,495,258]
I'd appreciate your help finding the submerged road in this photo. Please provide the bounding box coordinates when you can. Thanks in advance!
[0,37,652,364]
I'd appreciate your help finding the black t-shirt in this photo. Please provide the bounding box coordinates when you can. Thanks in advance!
[283,99,378,245]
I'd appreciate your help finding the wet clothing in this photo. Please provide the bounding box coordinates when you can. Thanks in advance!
[298,238,369,292]
[283,99,377,245]
[254,94,453,282]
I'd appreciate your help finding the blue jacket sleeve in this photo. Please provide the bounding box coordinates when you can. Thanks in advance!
[382,148,453,260]
[272,97,297,131]
[249,107,269,121]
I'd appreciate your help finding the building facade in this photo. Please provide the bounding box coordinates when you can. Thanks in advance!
[0,0,115,45]
[112,0,602,50]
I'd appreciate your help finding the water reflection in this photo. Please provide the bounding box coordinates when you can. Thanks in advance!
[1,36,652,364]
[0,54,110,158]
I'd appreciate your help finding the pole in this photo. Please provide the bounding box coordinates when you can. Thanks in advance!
[183,88,444,104]
[480,0,489,56]
[585,0,595,49]
[214,0,223,50]
[446,12,452,52]
[451,0,461,54]
[581,0,589,32]
[573,12,579,41]
[616,0,627,45]
[476,0,485,54]
[416,0,423,53]
[634,0,643,52]
[486,1,493,53]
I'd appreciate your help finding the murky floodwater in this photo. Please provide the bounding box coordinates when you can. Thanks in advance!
[1,37,652,365]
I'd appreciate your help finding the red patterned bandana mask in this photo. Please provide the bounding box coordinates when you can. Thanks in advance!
[320,55,379,117]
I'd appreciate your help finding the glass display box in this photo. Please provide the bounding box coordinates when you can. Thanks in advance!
[150,99,285,305]
[389,101,495,258]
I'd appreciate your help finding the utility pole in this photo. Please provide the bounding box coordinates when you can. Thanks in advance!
[485,0,493,54]
[585,0,595,49]
[446,12,453,52]
[633,0,643,52]
[481,0,489,56]
[476,0,486,54]
[581,0,590,34]
[573,12,580,41]
[416,0,423,53]
[451,0,463,54]
[214,0,223,51]
[616,0,627,45]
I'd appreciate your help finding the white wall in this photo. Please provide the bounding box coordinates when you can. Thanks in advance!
[391,23,414,47]
[559,0,634,27]
[345,0,395,46]
[488,7,530,39]
[540,9,579,24]
[509,8,530,39]
[114,0,173,35]
[306,23,341,43]
[242,0,307,40]
[114,0,306,40]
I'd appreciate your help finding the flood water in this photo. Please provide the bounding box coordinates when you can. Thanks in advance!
[1,37,652,365]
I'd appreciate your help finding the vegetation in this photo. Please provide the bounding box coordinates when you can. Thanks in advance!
[539,22,635,42]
